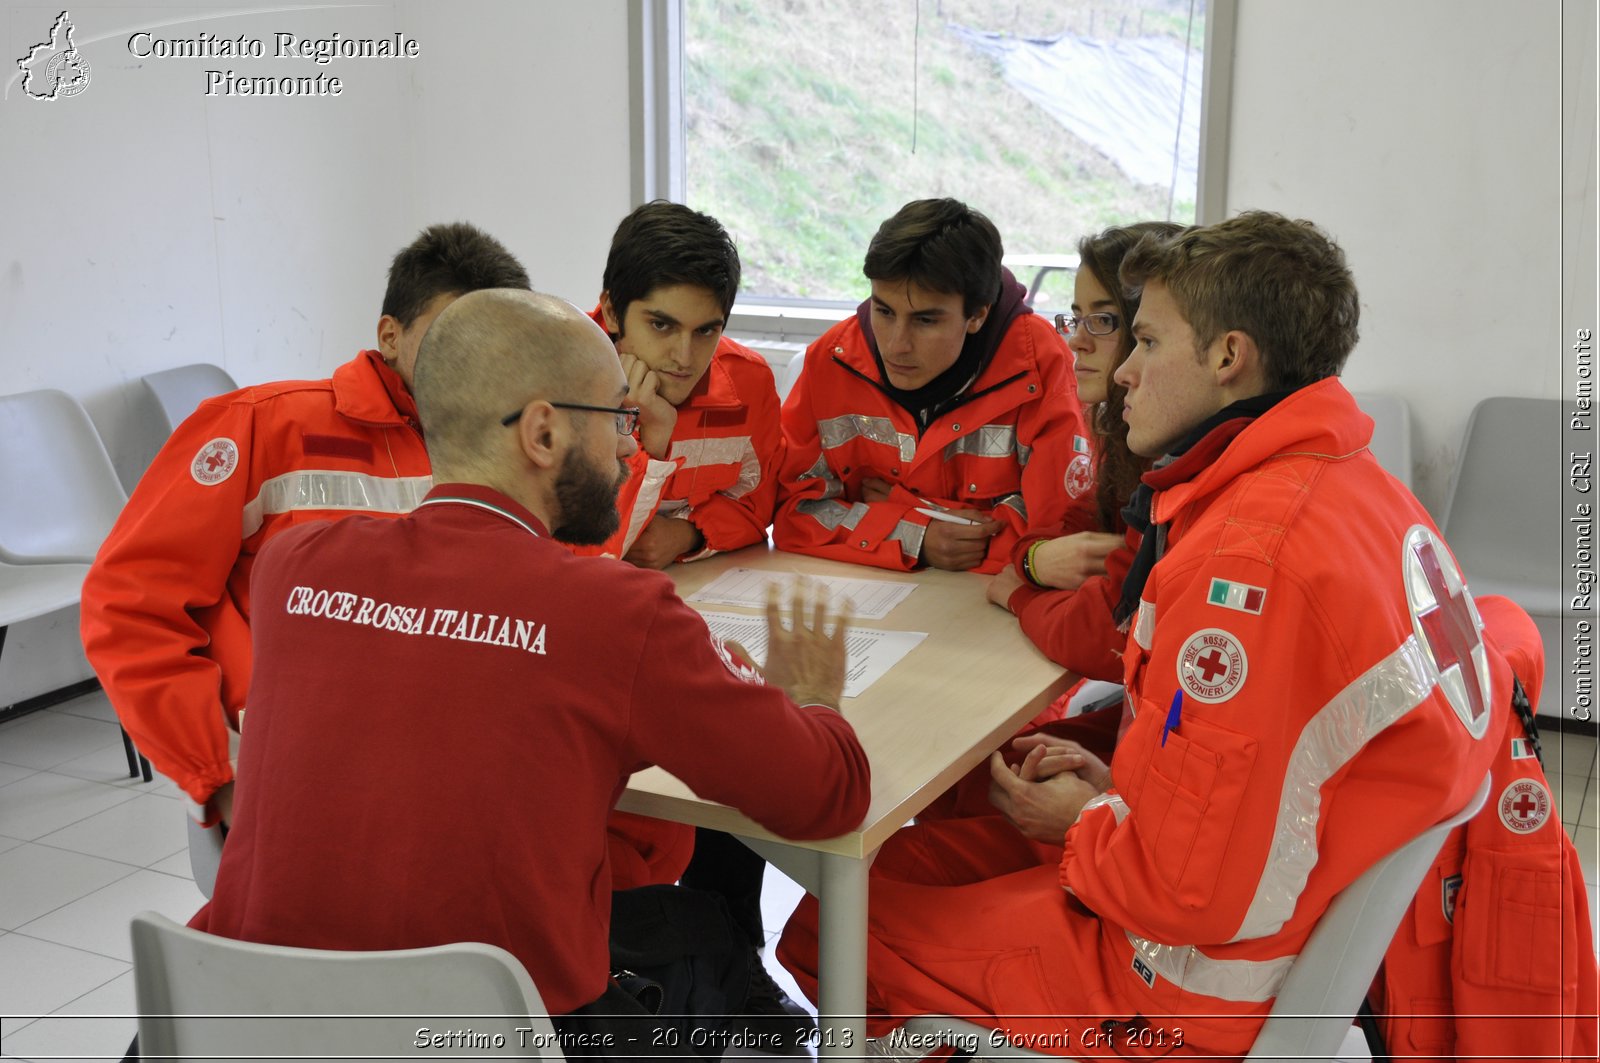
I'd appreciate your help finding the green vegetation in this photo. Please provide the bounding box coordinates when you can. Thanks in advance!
[684,0,1201,304]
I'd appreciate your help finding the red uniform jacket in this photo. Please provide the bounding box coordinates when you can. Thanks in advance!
[774,311,1084,573]
[80,351,429,808]
[1007,519,1140,683]
[1374,594,1599,1062]
[193,483,871,1015]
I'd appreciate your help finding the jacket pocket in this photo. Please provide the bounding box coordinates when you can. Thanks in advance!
[1458,847,1565,992]
[1126,707,1258,910]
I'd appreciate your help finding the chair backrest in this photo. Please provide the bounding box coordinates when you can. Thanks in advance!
[131,911,563,1060]
[1243,772,1491,1060]
[141,363,239,435]
[900,774,1492,1063]
[778,352,807,401]
[1441,396,1576,613]
[0,389,127,563]
[1350,391,1413,488]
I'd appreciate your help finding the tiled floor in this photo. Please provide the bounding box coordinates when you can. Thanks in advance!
[0,689,814,1062]
[0,690,1596,1062]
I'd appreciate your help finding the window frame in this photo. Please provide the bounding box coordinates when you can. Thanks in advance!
[630,0,1237,343]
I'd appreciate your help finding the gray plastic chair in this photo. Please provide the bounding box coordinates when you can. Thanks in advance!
[898,773,1492,1062]
[1441,396,1578,716]
[0,389,148,778]
[131,911,564,1060]
[1350,391,1414,489]
[142,362,239,434]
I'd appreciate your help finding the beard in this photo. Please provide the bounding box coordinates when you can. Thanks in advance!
[550,447,628,546]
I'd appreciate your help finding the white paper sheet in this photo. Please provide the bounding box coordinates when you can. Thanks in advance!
[697,610,927,699]
[687,567,917,621]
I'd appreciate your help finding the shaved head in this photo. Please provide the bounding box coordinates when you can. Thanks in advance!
[414,289,621,485]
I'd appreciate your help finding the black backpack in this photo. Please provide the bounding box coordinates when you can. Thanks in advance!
[607,885,753,1059]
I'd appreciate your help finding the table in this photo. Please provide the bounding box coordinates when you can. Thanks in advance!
[615,545,1075,1056]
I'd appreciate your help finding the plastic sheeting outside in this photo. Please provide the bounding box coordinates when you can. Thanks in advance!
[951,25,1201,195]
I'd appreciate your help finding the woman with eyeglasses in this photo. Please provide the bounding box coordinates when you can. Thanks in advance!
[988,221,1183,682]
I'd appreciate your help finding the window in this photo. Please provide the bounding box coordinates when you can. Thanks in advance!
[635,0,1233,318]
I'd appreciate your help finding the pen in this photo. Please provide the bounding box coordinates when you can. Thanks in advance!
[915,507,985,526]
[1161,689,1183,747]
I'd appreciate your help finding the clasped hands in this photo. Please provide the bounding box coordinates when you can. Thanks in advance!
[987,734,1113,844]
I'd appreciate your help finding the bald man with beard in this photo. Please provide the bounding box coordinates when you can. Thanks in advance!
[189,291,871,1053]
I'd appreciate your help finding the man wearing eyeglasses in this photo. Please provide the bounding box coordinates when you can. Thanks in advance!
[774,198,1088,573]
[192,290,871,1051]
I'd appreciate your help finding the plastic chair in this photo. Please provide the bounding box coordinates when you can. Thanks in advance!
[1441,396,1578,716]
[898,774,1492,1062]
[131,911,564,1060]
[0,389,148,779]
[779,351,808,401]
[1350,391,1414,488]
[142,363,238,434]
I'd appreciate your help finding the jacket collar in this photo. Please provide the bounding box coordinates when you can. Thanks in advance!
[417,482,551,538]
[333,350,419,427]
[1151,378,1374,525]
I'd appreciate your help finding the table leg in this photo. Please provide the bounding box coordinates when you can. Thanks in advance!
[816,851,869,1059]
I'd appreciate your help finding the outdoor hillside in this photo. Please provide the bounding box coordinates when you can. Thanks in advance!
[684,0,1202,302]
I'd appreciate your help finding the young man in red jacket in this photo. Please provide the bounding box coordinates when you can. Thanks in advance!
[779,213,1507,1058]
[80,222,531,830]
[192,290,870,1050]
[589,200,783,568]
[774,197,1086,573]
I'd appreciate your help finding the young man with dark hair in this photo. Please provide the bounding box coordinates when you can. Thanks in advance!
[774,197,1086,573]
[82,222,531,829]
[589,200,784,568]
[778,212,1508,1058]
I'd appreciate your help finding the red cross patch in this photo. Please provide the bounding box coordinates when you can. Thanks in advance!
[709,633,764,686]
[190,437,239,486]
[1176,628,1248,703]
[1064,453,1094,499]
[1403,526,1490,739]
[1497,777,1551,834]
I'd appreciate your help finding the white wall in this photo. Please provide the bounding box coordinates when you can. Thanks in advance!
[1224,0,1579,514]
[0,0,633,703]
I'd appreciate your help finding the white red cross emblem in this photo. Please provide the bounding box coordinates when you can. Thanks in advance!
[190,437,239,486]
[1064,453,1094,499]
[1402,526,1490,739]
[1176,628,1248,703]
[1496,777,1551,834]
[709,633,764,686]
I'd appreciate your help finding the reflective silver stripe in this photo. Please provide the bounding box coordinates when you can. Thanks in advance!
[1133,601,1156,650]
[241,471,432,538]
[943,424,1017,461]
[886,518,926,562]
[613,458,676,557]
[1231,634,1438,941]
[1016,440,1033,467]
[993,493,1027,523]
[669,436,762,500]
[795,454,845,500]
[1125,932,1295,1003]
[796,497,867,532]
[818,414,916,463]
[1081,792,1129,824]
[656,499,691,520]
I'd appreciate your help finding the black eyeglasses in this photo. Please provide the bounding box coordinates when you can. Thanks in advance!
[1054,312,1121,338]
[501,402,640,436]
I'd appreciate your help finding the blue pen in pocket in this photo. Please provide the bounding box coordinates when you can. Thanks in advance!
[1161,689,1183,747]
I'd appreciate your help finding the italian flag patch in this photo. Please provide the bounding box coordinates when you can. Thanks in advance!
[1207,577,1266,615]
[1073,435,1091,454]
[1511,738,1537,760]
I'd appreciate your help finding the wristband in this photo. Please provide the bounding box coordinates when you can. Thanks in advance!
[1022,539,1047,588]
